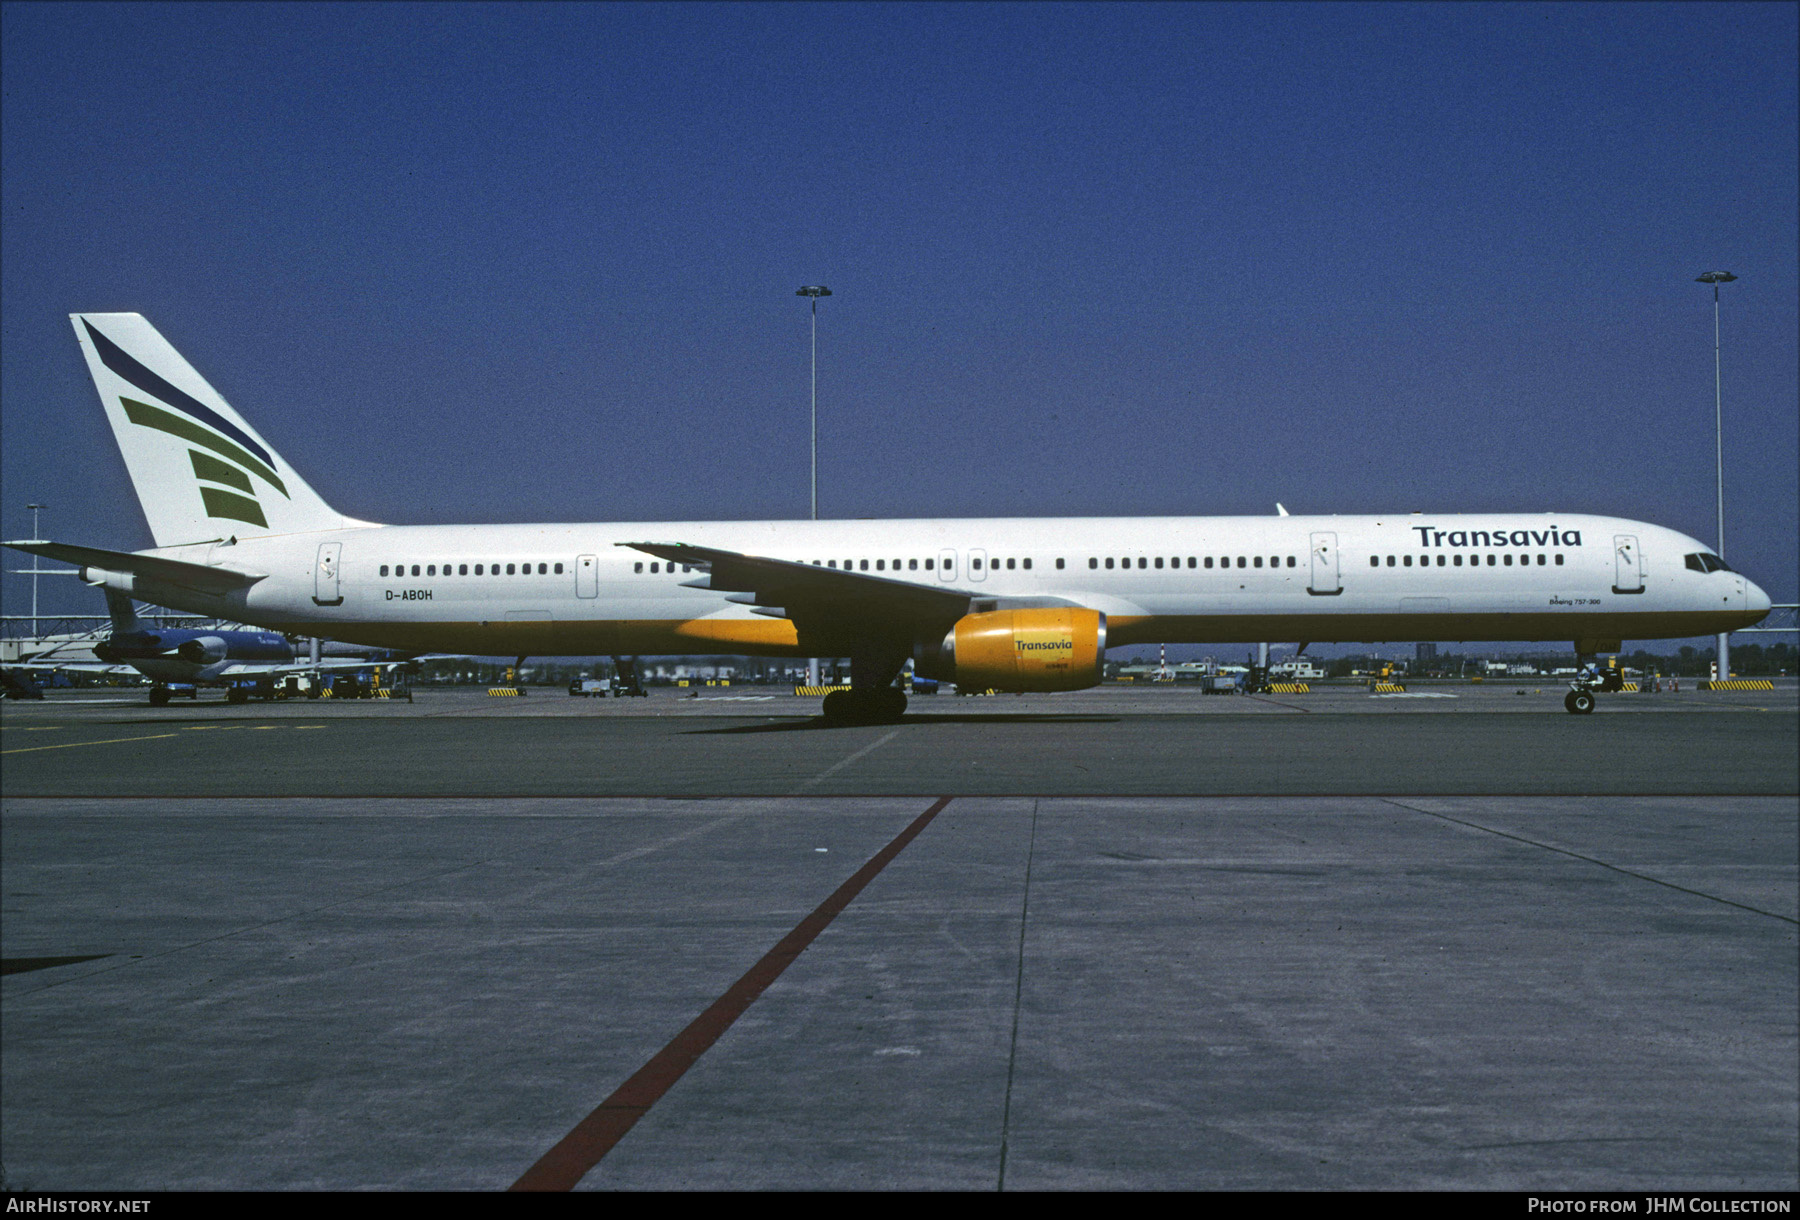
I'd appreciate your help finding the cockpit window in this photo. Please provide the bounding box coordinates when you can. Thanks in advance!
[1685,552,1733,574]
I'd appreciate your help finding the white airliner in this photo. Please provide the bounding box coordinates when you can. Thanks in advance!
[4,313,1773,720]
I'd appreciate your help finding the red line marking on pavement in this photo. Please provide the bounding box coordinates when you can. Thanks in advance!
[510,795,955,1192]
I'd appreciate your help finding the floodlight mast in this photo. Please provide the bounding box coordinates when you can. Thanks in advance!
[1696,271,1736,679]
[797,286,831,689]
[797,286,831,521]
[27,504,45,637]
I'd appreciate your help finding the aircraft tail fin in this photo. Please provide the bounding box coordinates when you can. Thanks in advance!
[70,314,380,548]
[102,587,144,634]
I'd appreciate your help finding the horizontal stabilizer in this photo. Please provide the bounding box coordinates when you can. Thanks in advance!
[2,540,266,594]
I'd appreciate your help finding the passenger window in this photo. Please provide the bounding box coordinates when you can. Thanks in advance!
[973,558,982,570]
[1436,556,1445,567]
[1155,557,1164,569]
[1007,558,1016,570]
[828,560,837,568]
[859,560,868,571]
[1255,556,1264,568]
[459,564,468,575]
[633,562,642,573]
[380,565,389,577]
[909,559,918,570]
[506,564,515,575]
[1369,557,1378,568]
[1089,557,1098,569]
[555,563,564,574]
[1287,557,1296,568]
[1138,557,1147,569]
[1487,555,1496,566]
[1555,554,1564,565]
[650,563,659,574]
[925,558,934,570]
[1105,557,1115,570]
[1452,555,1462,567]
[1403,556,1411,567]
[876,560,885,570]
[427,565,436,576]
[1386,556,1395,567]
[538,563,547,575]
[1504,554,1513,566]
[1188,557,1196,568]
[1236,557,1246,569]
[1206,557,1215,569]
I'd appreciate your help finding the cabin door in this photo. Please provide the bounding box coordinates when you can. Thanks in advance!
[576,554,599,598]
[1308,532,1341,595]
[1612,535,1643,593]
[313,542,342,606]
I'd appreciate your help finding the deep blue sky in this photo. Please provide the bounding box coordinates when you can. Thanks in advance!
[4,2,1795,647]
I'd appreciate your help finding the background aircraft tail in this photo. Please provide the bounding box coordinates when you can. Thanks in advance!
[102,587,144,634]
[71,313,377,548]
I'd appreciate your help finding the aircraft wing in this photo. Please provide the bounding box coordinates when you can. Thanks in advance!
[20,662,139,677]
[621,541,978,654]
[215,659,404,677]
[2,540,266,594]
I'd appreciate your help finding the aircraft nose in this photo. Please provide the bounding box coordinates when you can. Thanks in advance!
[1744,577,1772,621]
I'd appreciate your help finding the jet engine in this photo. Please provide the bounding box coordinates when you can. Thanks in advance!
[915,607,1106,692]
[176,635,230,665]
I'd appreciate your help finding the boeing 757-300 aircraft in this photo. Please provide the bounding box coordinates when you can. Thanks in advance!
[4,313,1773,721]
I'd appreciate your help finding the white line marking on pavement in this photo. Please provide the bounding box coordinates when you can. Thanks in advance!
[792,729,901,793]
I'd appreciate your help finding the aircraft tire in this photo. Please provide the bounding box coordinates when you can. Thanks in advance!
[821,687,907,725]
[148,686,171,707]
[227,687,249,704]
[1567,690,1595,714]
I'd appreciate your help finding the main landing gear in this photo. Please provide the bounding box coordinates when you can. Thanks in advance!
[818,648,910,724]
[821,686,907,725]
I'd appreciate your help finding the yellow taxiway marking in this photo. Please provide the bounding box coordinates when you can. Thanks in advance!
[2,732,182,755]
[4,724,326,753]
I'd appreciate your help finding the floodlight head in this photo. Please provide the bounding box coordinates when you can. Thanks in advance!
[796,286,832,298]
[1695,271,1738,284]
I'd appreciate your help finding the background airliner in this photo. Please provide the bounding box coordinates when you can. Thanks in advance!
[29,588,413,705]
[4,314,1772,721]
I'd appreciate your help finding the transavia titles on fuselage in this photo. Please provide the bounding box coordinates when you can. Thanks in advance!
[4,313,1772,722]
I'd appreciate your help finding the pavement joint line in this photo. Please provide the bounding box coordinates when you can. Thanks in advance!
[996,797,1040,1193]
[1381,798,1800,925]
[790,728,902,794]
[1,807,747,997]
[510,795,956,1192]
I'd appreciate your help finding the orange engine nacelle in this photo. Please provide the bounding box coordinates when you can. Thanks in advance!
[916,607,1107,693]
